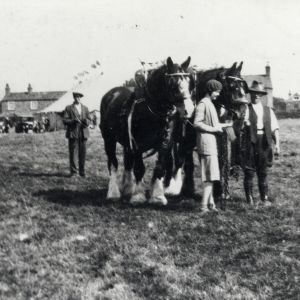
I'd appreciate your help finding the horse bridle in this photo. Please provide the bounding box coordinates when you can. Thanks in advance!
[216,75,248,118]
[224,75,248,94]
[145,72,192,116]
[164,72,190,77]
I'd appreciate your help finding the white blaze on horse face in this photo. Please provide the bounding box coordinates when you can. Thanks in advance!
[175,76,194,118]
[239,86,247,102]
[184,98,194,118]
[176,97,194,119]
[107,167,121,200]
[178,76,191,99]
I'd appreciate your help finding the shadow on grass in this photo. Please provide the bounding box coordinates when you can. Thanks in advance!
[19,172,69,178]
[34,188,202,211]
[34,188,108,207]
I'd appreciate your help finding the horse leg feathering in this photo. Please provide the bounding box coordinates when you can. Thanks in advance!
[129,152,147,205]
[107,166,121,200]
[164,167,183,196]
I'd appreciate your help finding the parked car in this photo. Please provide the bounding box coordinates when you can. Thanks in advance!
[15,116,34,133]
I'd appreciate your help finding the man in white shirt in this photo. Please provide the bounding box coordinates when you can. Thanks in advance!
[241,81,280,206]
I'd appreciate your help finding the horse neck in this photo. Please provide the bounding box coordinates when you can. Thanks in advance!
[145,66,170,112]
[195,68,225,101]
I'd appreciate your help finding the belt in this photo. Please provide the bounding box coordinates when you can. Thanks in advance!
[257,129,265,134]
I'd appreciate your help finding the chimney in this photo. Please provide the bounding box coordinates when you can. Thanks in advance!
[265,62,270,77]
[27,83,32,93]
[5,83,10,96]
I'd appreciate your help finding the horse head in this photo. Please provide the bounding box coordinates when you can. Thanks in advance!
[145,57,194,120]
[165,56,195,119]
[217,61,249,120]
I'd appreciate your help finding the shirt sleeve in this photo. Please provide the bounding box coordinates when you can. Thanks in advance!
[270,109,279,132]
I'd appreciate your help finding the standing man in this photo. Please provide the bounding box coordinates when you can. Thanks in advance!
[63,91,91,177]
[242,81,280,206]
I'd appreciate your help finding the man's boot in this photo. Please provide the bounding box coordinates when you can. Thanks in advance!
[259,177,272,206]
[244,178,254,206]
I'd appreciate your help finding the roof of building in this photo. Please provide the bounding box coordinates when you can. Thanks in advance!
[1,91,66,102]
[242,74,272,89]
[284,100,300,104]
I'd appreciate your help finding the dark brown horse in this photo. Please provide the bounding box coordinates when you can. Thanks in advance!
[100,57,195,205]
[164,62,248,207]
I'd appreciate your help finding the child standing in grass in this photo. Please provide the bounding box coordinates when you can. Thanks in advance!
[194,79,232,213]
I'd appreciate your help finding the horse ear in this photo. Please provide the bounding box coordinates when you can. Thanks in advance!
[230,62,237,71]
[167,57,174,72]
[181,56,191,70]
[236,61,243,73]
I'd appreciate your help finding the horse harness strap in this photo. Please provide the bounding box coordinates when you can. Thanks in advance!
[165,72,190,77]
[128,98,146,151]
[127,97,177,152]
[226,76,244,81]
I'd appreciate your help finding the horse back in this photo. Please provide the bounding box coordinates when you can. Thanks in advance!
[100,86,134,139]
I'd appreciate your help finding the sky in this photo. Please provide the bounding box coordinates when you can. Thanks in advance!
[0,0,300,105]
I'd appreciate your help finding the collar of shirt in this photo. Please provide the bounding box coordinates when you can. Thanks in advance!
[74,103,82,115]
[244,103,264,130]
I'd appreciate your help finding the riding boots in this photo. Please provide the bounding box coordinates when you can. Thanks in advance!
[244,171,254,205]
[244,184,254,206]
[258,176,272,206]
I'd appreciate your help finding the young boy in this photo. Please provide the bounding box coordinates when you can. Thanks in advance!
[194,79,232,213]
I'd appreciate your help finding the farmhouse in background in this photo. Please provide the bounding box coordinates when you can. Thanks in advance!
[0,84,66,116]
[243,63,273,107]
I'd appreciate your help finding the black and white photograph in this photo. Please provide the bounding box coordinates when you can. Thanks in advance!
[0,0,299,299]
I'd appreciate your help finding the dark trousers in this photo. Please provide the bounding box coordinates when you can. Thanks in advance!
[68,137,87,175]
[243,134,270,200]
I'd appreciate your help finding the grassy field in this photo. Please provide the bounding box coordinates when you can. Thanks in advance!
[0,119,299,300]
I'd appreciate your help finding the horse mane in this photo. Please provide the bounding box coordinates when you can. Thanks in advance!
[195,67,228,102]
[145,64,168,102]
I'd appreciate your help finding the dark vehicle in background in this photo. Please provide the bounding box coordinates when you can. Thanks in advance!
[15,116,34,133]
[0,116,10,133]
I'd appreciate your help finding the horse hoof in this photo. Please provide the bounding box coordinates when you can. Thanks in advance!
[149,196,168,206]
[107,188,121,200]
[129,193,147,206]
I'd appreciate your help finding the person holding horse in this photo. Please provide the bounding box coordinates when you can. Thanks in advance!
[63,91,91,177]
[241,81,280,206]
[193,79,233,213]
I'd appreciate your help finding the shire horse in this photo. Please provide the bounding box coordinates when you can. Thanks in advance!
[100,57,194,206]
[165,62,248,206]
